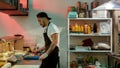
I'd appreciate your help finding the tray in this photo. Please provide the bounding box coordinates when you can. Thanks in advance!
[23,55,39,60]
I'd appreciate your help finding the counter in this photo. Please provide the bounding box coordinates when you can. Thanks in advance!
[16,58,41,65]
[0,51,42,68]
[13,51,42,67]
[12,65,40,68]
[11,59,41,68]
[12,55,41,68]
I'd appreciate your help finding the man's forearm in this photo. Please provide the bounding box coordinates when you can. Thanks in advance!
[46,43,56,55]
[46,33,58,55]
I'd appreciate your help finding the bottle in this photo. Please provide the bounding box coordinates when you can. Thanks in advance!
[89,56,94,65]
[75,23,79,32]
[79,10,85,18]
[75,1,81,18]
[78,25,81,32]
[84,2,89,18]
[87,25,91,34]
[85,2,88,10]
[81,25,84,33]
[69,25,72,32]
[93,23,97,33]
[84,23,88,34]
[72,25,75,32]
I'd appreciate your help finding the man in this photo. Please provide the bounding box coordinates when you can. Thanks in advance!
[36,12,60,68]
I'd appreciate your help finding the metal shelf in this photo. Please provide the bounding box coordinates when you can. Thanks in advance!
[69,50,111,53]
[69,33,111,36]
[69,18,112,20]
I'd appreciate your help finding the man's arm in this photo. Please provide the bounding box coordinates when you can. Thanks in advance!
[46,33,58,55]
[40,33,58,60]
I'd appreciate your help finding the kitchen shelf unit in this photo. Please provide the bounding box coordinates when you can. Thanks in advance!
[68,18,112,68]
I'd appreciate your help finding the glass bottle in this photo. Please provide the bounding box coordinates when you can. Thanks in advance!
[93,23,97,33]
[75,1,81,18]
[89,56,94,65]
[79,10,86,18]
[69,24,72,32]
[79,2,87,18]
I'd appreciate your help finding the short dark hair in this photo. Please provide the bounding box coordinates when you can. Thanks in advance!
[37,12,51,20]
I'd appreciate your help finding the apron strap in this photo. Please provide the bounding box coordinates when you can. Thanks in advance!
[44,22,50,33]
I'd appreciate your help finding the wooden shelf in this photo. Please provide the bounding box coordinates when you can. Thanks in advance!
[0,0,29,16]
[0,1,16,10]
[0,10,28,16]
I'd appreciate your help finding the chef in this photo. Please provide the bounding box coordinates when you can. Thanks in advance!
[36,12,60,68]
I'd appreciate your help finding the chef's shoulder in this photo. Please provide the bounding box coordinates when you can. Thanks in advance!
[48,23,60,34]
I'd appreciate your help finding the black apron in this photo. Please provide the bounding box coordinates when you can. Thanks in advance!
[40,22,59,68]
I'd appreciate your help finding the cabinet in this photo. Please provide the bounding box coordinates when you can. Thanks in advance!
[68,18,112,68]
[0,0,29,16]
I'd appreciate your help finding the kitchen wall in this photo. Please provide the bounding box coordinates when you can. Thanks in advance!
[0,0,97,68]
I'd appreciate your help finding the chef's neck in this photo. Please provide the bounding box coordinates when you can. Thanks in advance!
[44,19,50,27]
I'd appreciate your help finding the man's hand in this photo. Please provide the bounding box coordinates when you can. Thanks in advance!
[39,53,48,60]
